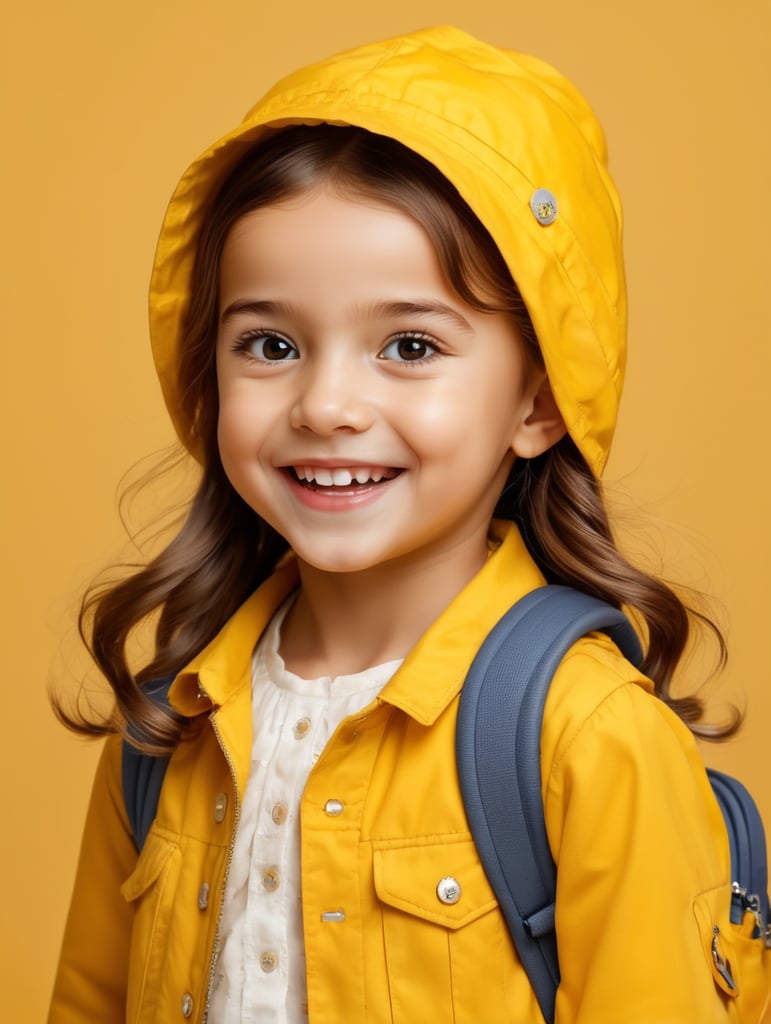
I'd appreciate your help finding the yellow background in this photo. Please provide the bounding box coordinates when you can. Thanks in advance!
[2,0,769,1017]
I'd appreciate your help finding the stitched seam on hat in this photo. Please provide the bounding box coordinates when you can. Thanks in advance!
[255,86,622,335]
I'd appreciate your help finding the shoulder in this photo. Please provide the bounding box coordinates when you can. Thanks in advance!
[542,630,689,776]
[539,637,741,1020]
[541,632,727,883]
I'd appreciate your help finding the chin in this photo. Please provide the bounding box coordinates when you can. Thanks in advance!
[297,551,382,575]
[289,537,401,576]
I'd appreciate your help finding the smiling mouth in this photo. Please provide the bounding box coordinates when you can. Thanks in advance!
[288,465,403,489]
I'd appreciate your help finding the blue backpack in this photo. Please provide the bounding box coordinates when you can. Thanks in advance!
[456,585,771,1023]
[123,585,770,1023]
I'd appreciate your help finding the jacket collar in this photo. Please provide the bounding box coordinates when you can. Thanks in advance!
[169,522,545,727]
[377,523,545,724]
[168,557,300,716]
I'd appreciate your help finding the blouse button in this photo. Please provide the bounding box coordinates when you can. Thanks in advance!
[271,802,288,825]
[293,717,311,739]
[213,792,227,823]
[181,992,194,1017]
[262,867,280,892]
[260,951,278,973]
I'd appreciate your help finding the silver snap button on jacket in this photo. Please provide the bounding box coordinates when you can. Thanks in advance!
[213,792,227,823]
[436,876,462,905]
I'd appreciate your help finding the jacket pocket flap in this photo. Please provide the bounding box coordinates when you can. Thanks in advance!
[120,832,178,902]
[373,836,497,930]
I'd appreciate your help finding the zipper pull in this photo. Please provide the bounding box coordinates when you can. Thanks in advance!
[711,926,737,991]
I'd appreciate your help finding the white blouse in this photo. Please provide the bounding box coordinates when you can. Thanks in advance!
[209,602,401,1022]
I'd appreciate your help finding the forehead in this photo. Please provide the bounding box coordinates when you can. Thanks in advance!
[218,187,452,303]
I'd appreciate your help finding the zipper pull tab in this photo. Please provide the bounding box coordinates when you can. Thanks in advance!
[711,926,737,991]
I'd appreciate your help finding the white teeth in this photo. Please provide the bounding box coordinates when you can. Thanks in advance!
[293,465,394,486]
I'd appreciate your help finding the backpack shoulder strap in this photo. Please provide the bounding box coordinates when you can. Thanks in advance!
[456,585,642,1024]
[121,676,175,852]
[707,767,771,941]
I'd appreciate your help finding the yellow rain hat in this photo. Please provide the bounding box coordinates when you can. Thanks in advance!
[149,25,626,476]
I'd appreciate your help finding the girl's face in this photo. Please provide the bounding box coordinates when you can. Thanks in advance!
[215,187,545,577]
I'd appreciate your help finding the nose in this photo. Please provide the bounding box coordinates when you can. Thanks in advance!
[289,355,374,435]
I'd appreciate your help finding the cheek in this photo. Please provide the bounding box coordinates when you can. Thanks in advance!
[216,385,266,459]
[406,374,522,458]
[216,388,241,447]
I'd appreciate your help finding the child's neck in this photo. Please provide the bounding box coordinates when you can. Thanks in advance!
[278,536,491,679]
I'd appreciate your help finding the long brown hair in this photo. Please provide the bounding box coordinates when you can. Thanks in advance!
[54,124,737,751]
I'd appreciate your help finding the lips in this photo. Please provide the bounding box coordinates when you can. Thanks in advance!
[290,465,402,488]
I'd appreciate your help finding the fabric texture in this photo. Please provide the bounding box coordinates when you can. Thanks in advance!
[48,26,768,1024]
[211,600,401,1021]
[48,524,757,1023]
[149,25,626,475]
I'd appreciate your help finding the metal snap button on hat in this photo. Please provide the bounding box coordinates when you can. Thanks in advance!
[530,188,558,225]
[436,876,462,905]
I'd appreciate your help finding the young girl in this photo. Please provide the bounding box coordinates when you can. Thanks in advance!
[49,25,766,1024]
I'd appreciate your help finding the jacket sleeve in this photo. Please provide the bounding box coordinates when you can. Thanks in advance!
[542,640,740,1024]
[48,735,138,1022]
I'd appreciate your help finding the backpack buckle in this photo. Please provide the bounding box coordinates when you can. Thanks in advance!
[732,883,771,945]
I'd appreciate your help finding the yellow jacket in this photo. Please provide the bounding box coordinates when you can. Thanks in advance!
[49,525,765,1022]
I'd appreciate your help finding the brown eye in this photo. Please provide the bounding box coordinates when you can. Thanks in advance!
[238,331,298,361]
[380,333,438,362]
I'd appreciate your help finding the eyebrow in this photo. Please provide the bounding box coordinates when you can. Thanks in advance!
[359,300,473,333]
[220,298,473,332]
[220,299,291,323]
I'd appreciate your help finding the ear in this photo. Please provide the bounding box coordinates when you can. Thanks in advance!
[510,373,567,459]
